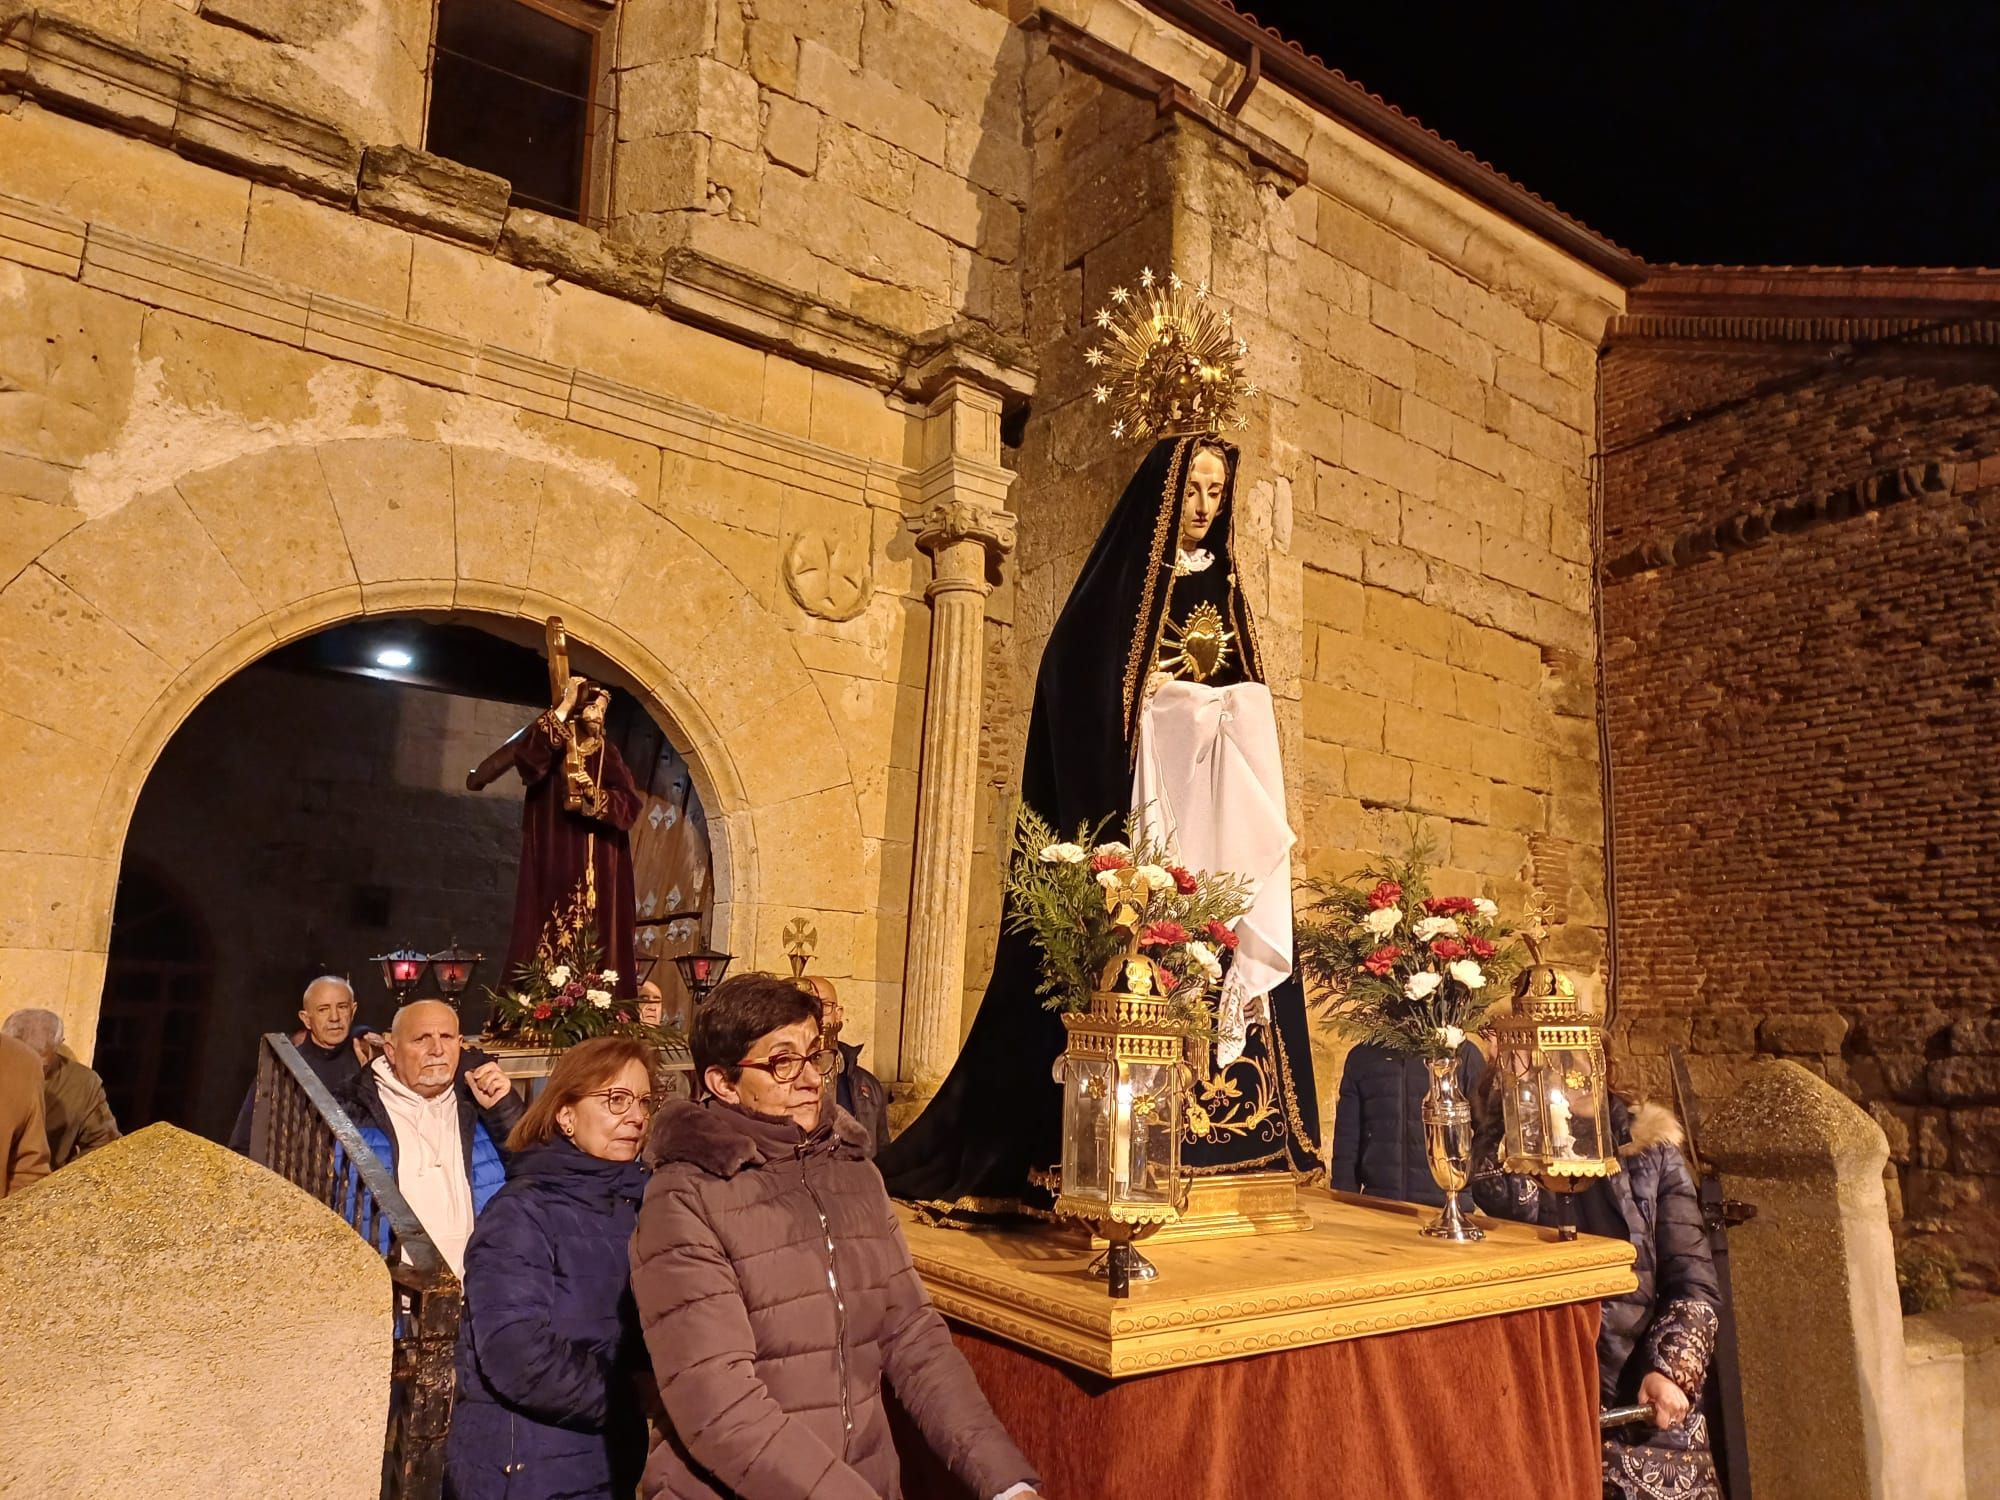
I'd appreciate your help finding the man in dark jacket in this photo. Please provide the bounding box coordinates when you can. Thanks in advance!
[228,975,378,1153]
[1473,1090,1723,1500]
[332,999,523,1276]
[1330,1036,1486,1208]
[804,975,892,1155]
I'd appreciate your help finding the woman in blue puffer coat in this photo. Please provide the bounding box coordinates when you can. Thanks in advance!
[446,1036,657,1500]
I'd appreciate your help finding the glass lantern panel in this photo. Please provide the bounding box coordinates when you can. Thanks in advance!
[1112,1060,1179,1207]
[1060,1056,1115,1206]
[1542,1046,1609,1161]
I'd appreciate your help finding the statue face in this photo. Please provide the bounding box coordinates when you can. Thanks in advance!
[579,691,608,728]
[1180,447,1228,549]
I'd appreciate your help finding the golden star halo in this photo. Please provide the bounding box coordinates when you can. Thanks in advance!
[1085,267,1257,440]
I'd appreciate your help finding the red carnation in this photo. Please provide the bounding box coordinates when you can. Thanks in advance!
[556,992,575,1009]
[1362,944,1402,977]
[1423,895,1479,917]
[1204,920,1239,951]
[562,980,585,1001]
[616,1009,632,1024]
[532,1003,553,1020]
[1168,864,1199,895]
[1367,880,1403,911]
[1429,937,1467,961]
[1090,853,1128,873]
[1470,936,1497,960]
[1141,920,1190,947]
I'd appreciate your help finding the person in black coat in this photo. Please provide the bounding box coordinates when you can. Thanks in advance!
[802,977,891,1156]
[1329,1037,1486,1208]
[446,1035,656,1500]
[228,975,378,1153]
[1473,1090,1723,1500]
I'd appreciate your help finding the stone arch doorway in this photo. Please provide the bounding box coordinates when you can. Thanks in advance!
[103,611,722,1140]
[0,433,867,1064]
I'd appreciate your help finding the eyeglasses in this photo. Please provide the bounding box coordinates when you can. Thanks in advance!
[734,1049,838,1085]
[580,1087,655,1117]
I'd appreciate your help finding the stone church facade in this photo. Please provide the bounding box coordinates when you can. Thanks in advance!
[0,0,1632,1143]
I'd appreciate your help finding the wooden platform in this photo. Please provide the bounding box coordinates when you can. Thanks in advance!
[902,1185,1636,1378]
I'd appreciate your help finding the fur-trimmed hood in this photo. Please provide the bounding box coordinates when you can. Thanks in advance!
[643,1096,870,1177]
[1618,1099,1686,1159]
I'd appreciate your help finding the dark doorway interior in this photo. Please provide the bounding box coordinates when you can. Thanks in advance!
[99,615,711,1141]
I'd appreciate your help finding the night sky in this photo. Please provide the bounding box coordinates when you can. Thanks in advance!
[1230,2,2000,269]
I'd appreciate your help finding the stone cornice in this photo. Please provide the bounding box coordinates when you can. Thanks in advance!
[1025,9,1309,188]
[0,9,1038,406]
[0,189,925,510]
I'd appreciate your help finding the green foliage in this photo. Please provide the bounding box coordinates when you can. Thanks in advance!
[1295,818,1524,1058]
[1003,807,1250,1020]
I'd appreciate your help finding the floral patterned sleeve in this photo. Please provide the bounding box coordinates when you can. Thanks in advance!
[1645,1297,1720,1395]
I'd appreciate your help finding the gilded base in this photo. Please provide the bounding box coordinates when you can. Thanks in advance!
[903,1185,1638,1378]
[1112,1170,1312,1245]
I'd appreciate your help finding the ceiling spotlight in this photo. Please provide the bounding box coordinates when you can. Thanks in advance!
[375,647,415,670]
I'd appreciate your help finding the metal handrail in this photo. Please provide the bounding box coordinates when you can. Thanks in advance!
[248,1035,461,1500]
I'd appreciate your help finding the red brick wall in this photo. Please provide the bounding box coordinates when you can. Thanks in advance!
[1601,323,2000,1290]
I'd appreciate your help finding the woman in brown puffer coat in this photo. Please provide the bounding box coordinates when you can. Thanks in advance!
[630,972,1043,1500]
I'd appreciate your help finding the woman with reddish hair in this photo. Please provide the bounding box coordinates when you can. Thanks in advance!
[446,1036,658,1500]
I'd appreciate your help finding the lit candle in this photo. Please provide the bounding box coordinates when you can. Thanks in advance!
[1547,1086,1575,1158]
[1112,1077,1134,1194]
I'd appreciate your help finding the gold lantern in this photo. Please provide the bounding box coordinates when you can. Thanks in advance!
[1053,986,1188,1296]
[1490,943,1619,1236]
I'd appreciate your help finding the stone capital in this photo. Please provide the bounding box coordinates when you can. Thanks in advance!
[913,499,1017,562]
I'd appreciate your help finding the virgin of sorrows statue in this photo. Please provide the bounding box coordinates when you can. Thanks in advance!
[473,672,642,1000]
[879,434,1323,1213]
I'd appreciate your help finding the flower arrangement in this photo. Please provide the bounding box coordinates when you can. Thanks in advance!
[483,925,677,1050]
[1005,808,1250,1018]
[1295,825,1521,1058]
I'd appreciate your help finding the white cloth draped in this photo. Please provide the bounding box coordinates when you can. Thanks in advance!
[1132,678,1295,1066]
[369,1057,475,1277]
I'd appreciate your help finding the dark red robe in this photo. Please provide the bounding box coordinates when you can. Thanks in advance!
[505,714,641,998]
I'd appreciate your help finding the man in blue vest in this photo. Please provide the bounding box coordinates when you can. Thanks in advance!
[332,999,521,1276]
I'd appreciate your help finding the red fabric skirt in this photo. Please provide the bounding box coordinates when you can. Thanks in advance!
[894,1303,1602,1500]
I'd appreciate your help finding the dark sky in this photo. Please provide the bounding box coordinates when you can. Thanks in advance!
[1234,2,2000,268]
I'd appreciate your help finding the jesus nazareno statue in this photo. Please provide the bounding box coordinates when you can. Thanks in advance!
[469,625,641,1001]
[878,432,1324,1214]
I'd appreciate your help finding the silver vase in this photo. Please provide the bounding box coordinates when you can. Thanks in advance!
[1419,1052,1485,1242]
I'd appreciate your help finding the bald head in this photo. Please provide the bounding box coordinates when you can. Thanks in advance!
[803,976,843,1032]
[386,1000,461,1097]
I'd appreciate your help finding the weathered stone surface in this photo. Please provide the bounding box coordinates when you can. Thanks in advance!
[0,1125,389,1498]
[1854,1006,1952,1056]
[1949,1108,2000,1174]
[1929,1058,2000,1105]
[1947,1015,2000,1056]
[356,145,508,248]
[1758,1011,1851,1057]
[499,208,661,303]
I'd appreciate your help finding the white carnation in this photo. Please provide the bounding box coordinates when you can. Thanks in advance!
[600,969,619,985]
[546,965,571,989]
[1135,864,1175,892]
[1473,898,1499,919]
[1096,869,1123,890]
[1185,940,1222,979]
[1039,842,1086,864]
[587,988,613,1009]
[1413,915,1461,942]
[1437,1025,1466,1050]
[1363,906,1403,938]
[1092,841,1132,861]
[1405,971,1442,1000]
[1448,959,1487,990]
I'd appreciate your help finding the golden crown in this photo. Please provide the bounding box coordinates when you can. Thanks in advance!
[1085,268,1256,440]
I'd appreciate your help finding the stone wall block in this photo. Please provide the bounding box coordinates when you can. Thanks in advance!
[356,146,509,249]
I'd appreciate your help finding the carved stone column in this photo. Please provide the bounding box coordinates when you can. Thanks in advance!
[899,377,1018,1098]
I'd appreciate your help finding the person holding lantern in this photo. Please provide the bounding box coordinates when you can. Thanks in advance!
[1471,1087,1724,1499]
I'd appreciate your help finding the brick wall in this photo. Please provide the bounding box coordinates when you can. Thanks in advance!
[1601,283,2000,1289]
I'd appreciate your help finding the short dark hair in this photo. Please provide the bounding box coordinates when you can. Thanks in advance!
[691,972,820,1090]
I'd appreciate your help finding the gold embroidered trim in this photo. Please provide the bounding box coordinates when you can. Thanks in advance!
[1121,436,1190,751]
